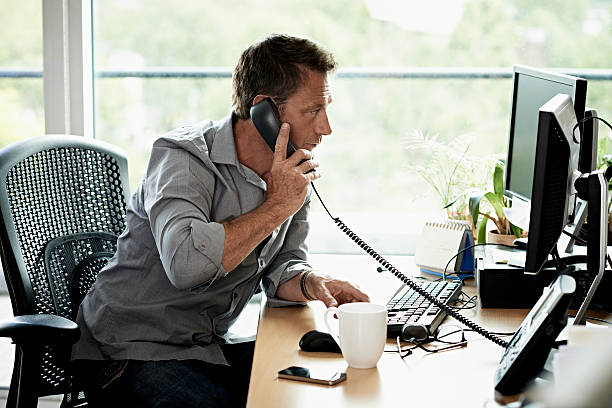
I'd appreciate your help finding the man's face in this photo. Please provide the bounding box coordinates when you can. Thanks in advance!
[278,69,333,152]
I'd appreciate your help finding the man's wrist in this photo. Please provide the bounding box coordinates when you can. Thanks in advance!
[300,271,316,301]
[260,197,293,222]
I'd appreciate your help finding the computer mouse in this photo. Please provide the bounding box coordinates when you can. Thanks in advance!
[299,330,342,353]
[401,323,429,342]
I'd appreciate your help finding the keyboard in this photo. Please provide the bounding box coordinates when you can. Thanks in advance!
[386,280,462,338]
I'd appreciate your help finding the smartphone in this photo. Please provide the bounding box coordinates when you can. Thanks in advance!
[277,366,347,386]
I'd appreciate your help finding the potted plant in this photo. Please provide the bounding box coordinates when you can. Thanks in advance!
[402,130,497,220]
[465,161,524,245]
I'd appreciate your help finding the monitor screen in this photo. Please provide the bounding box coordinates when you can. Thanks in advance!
[505,65,587,203]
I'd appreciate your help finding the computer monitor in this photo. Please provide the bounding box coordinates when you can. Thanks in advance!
[524,93,608,326]
[524,93,581,275]
[505,65,587,203]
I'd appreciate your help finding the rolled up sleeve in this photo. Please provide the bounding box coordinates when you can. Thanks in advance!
[262,192,313,307]
[144,142,226,290]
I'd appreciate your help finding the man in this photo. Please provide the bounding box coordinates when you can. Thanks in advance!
[71,34,369,407]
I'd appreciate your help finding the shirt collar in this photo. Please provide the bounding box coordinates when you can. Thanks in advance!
[209,111,239,166]
[209,111,267,189]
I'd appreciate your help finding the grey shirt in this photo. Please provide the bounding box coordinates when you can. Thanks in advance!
[71,113,311,365]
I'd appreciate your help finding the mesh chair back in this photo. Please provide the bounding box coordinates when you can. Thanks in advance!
[0,135,129,401]
[44,231,119,319]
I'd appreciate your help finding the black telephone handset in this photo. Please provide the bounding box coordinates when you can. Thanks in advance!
[250,97,295,157]
[249,98,509,350]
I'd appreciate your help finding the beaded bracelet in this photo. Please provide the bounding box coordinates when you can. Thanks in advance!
[300,271,316,301]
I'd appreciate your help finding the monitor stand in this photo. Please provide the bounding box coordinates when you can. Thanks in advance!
[556,169,609,344]
[572,170,608,325]
[558,197,587,253]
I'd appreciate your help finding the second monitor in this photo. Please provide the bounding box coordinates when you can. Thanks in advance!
[505,64,587,204]
[504,65,593,252]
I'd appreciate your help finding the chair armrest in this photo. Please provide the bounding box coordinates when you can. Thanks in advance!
[0,314,80,344]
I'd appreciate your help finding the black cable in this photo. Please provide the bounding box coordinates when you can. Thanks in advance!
[457,291,471,302]
[568,314,612,325]
[393,338,417,358]
[488,331,516,336]
[438,273,471,281]
[584,316,612,325]
[442,242,515,280]
[450,293,478,310]
[562,229,587,246]
[572,115,612,144]
[312,183,509,348]
[436,328,516,337]
[394,334,466,354]
[416,339,464,353]
[445,236,585,274]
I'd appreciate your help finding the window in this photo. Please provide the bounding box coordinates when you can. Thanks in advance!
[91,0,612,254]
[87,1,612,255]
[0,1,44,147]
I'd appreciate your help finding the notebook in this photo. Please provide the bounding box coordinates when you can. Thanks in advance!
[414,220,474,279]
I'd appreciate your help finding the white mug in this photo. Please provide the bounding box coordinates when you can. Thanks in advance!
[324,302,387,369]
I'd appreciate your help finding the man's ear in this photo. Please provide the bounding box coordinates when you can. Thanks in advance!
[252,94,268,107]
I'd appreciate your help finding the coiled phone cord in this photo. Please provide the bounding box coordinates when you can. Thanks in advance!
[311,183,509,349]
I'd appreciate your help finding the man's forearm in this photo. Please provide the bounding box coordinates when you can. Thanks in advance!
[221,201,288,272]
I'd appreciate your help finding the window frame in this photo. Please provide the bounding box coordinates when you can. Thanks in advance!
[42,0,93,137]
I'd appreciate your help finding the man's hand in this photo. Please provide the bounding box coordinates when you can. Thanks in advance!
[262,123,321,218]
[305,273,370,308]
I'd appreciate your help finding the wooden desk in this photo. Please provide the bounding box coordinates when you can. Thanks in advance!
[247,254,529,407]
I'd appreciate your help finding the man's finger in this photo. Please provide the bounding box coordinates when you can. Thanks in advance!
[288,149,312,166]
[319,288,338,309]
[351,287,370,302]
[273,123,290,162]
[297,158,318,174]
[305,169,321,182]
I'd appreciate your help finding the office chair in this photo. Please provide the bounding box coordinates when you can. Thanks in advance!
[0,135,130,408]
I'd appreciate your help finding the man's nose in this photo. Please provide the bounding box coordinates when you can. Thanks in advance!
[316,109,332,136]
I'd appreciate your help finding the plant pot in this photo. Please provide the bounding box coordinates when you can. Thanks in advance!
[487,230,520,247]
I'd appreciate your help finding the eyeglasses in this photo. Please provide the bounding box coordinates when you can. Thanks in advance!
[395,324,468,359]
[434,324,468,345]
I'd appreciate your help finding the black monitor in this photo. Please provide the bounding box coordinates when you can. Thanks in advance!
[505,65,587,204]
[524,94,581,275]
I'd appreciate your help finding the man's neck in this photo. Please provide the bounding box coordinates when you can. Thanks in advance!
[233,118,274,178]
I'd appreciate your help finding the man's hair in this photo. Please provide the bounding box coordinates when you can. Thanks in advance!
[232,34,337,120]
